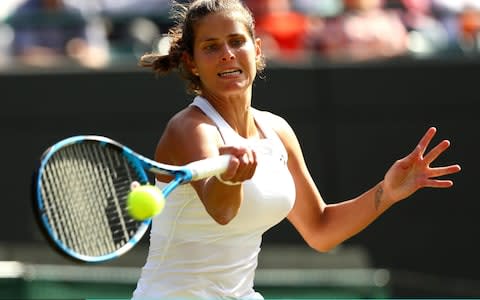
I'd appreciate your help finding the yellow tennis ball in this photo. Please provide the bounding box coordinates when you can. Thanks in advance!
[127,185,165,220]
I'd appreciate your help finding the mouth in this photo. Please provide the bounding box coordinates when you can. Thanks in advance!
[217,69,242,77]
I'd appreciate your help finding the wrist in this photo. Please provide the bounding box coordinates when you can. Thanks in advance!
[374,181,394,211]
[215,174,242,186]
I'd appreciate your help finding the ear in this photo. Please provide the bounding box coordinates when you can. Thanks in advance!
[182,52,199,76]
[255,37,262,61]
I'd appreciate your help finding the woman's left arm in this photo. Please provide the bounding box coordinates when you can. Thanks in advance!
[273,118,461,252]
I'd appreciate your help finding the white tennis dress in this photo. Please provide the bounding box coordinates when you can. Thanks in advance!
[131,96,296,299]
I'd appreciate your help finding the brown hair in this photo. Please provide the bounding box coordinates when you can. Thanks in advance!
[139,0,266,95]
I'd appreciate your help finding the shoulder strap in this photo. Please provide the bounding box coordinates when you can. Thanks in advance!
[191,97,287,162]
[190,96,241,145]
[251,108,276,139]
[252,109,288,162]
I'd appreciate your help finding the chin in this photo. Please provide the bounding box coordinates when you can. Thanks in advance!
[222,86,250,97]
[222,79,251,92]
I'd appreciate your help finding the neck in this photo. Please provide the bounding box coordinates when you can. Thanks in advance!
[200,91,258,139]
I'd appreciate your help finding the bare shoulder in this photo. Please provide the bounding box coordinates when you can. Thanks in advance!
[167,106,213,134]
[155,105,223,165]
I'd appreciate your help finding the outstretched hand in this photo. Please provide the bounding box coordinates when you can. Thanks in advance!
[383,127,461,204]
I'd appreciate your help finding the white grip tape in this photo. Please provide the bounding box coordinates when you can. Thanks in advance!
[187,155,231,181]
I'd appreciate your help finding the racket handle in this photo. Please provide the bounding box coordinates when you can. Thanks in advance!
[187,155,231,181]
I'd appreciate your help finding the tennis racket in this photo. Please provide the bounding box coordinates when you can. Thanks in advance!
[32,135,230,263]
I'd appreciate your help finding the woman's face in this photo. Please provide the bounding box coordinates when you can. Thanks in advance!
[188,12,261,98]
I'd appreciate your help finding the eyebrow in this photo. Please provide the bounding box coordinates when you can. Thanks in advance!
[199,33,245,43]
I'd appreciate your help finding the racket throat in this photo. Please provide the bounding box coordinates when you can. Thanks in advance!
[162,173,190,197]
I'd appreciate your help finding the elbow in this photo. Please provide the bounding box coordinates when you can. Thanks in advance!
[300,224,338,253]
[309,243,336,254]
[208,208,238,225]
[306,238,339,253]
[213,215,233,225]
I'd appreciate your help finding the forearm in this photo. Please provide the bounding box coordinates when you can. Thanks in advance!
[312,181,394,251]
[201,177,243,225]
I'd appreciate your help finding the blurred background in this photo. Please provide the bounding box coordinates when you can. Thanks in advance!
[0,0,478,299]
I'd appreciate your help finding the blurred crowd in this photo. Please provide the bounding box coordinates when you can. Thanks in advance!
[0,0,479,69]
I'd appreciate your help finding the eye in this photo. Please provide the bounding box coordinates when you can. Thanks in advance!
[230,37,245,48]
[203,43,219,52]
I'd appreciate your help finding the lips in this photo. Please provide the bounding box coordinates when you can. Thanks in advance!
[218,69,242,77]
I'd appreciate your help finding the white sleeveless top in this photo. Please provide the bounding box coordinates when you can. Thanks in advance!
[132,96,296,300]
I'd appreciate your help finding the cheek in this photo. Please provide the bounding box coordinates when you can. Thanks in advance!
[241,45,259,67]
[248,51,259,73]
[194,55,215,73]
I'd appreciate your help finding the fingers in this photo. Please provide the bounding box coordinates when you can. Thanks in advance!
[428,164,462,178]
[423,165,461,188]
[424,139,450,165]
[130,181,141,190]
[420,128,461,172]
[390,127,461,195]
[218,145,257,183]
[423,179,454,188]
[417,126,437,157]
[400,127,437,166]
[419,127,461,185]
[406,127,453,167]
[422,162,461,189]
[233,147,257,180]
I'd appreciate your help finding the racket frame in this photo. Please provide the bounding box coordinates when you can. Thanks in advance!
[32,135,230,263]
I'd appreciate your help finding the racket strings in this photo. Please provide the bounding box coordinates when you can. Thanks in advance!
[42,144,112,256]
[98,146,135,246]
[39,142,143,257]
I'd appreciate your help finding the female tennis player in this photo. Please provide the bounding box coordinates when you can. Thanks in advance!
[131,0,461,299]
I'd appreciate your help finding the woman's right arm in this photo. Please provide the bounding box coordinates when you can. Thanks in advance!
[154,108,257,224]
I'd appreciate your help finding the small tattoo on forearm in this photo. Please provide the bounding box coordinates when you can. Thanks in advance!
[375,186,383,210]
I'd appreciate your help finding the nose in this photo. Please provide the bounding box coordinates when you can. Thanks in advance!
[221,45,235,61]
